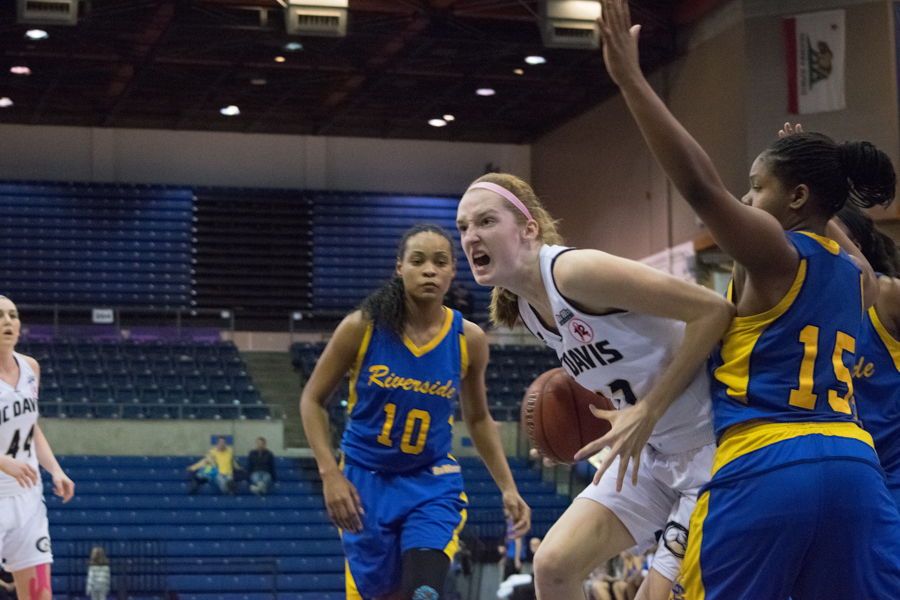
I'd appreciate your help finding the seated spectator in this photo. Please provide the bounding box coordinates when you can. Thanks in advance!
[188,436,238,494]
[248,437,276,496]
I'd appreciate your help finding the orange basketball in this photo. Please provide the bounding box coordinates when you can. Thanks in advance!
[520,368,614,464]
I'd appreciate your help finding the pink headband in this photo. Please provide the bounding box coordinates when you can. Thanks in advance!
[468,182,533,221]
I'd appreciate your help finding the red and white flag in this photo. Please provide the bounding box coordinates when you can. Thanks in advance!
[785,9,845,114]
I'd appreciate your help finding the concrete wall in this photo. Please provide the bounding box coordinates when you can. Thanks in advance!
[39,418,284,458]
[0,124,529,196]
[38,417,519,458]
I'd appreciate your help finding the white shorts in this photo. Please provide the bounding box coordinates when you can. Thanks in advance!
[0,487,53,573]
[577,442,715,582]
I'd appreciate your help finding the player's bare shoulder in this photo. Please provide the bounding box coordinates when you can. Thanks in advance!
[461,318,488,375]
[18,354,40,381]
[875,275,900,338]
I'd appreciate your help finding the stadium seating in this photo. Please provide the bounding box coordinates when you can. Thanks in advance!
[46,455,567,598]
[15,339,269,421]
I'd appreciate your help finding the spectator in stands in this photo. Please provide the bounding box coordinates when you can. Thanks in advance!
[0,569,15,600]
[248,437,276,495]
[186,453,217,494]
[0,295,75,600]
[301,224,531,600]
[187,437,239,494]
[85,546,111,600]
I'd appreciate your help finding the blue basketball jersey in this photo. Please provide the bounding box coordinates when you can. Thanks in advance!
[853,300,900,492]
[341,308,466,473]
[709,231,863,439]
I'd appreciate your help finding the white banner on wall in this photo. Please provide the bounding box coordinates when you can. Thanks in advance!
[785,9,846,115]
[640,241,696,283]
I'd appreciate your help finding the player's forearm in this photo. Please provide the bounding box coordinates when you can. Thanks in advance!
[466,414,518,494]
[33,424,63,476]
[300,395,342,477]
[641,302,733,421]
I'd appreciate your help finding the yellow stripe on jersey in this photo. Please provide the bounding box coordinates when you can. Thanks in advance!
[677,490,709,600]
[459,333,469,380]
[404,308,454,357]
[345,558,363,600]
[712,420,874,477]
[869,305,900,375]
[443,492,468,560]
[714,260,808,402]
[796,230,841,255]
[347,321,374,415]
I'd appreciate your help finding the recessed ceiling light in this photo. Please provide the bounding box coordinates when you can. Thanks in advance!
[429,119,447,127]
[443,115,455,121]
[10,66,31,75]
[251,78,267,85]
[25,29,48,40]
[0,98,13,108]
[525,56,546,65]
[284,42,303,51]
[513,68,524,75]
[220,105,240,116]
[274,56,286,63]
[476,88,495,96]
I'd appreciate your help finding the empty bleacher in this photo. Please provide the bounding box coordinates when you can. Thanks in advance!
[17,338,270,421]
[46,455,343,599]
[0,182,193,308]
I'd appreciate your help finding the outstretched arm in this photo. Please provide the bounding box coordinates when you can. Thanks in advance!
[459,321,531,537]
[597,0,798,280]
[300,311,368,533]
[558,250,734,489]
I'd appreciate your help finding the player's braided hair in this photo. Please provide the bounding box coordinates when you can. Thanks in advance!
[359,224,456,339]
[764,132,896,216]
[467,173,563,329]
[836,203,900,278]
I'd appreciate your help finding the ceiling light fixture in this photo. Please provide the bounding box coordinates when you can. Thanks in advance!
[443,115,455,121]
[0,98,13,108]
[513,68,524,75]
[274,56,286,63]
[25,30,48,40]
[284,42,303,51]
[251,78,267,85]
[10,67,31,75]
[476,88,495,96]
[428,119,447,127]
[525,56,546,65]
[220,105,240,116]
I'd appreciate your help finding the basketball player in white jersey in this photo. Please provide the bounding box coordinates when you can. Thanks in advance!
[456,175,733,600]
[0,296,74,600]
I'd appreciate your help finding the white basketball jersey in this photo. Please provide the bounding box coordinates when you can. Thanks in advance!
[518,245,714,455]
[0,353,41,497]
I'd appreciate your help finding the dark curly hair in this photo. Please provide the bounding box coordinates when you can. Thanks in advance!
[359,224,456,338]
[763,132,896,217]
[835,203,900,278]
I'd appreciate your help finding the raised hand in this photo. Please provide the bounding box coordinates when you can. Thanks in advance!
[778,122,803,138]
[598,0,643,88]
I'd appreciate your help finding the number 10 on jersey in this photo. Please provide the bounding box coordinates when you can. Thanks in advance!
[377,404,431,454]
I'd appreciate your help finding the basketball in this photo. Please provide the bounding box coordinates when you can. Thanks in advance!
[520,368,614,464]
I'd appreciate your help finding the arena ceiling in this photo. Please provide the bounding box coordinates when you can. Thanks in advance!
[0,0,726,144]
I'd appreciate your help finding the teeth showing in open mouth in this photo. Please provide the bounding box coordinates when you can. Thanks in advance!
[473,253,490,267]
